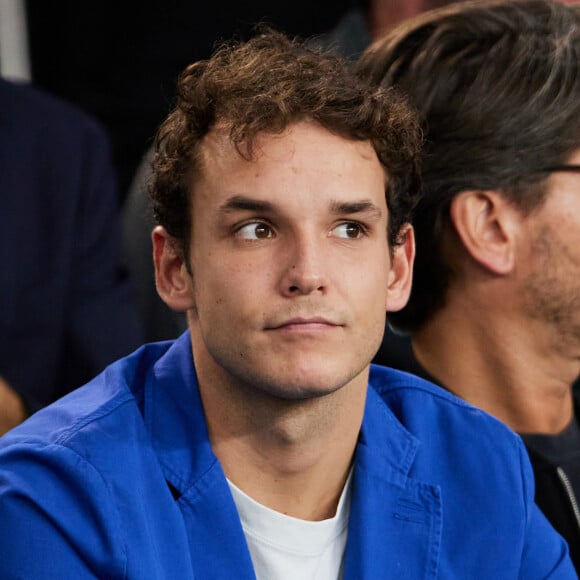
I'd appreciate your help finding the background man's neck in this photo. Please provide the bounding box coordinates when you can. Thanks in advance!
[412,301,577,435]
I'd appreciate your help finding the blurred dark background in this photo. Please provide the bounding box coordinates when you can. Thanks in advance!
[26,1,353,200]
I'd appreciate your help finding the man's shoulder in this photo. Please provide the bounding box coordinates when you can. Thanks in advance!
[0,339,191,578]
[370,363,478,409]
[369,364,522,455]
[0,341,174,454]
[367,364,529,524]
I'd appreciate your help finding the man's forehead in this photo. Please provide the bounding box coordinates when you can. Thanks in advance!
[200,122,298,159]
[192,121,388,211]
[199,125,264,164]
[198,121,380,171]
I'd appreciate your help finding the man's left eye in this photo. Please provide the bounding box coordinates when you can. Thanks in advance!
[332,222,365,239]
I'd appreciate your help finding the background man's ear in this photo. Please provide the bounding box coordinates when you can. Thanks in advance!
[152,226,195,311]
[449,190,521,275]
[386,224,415,313]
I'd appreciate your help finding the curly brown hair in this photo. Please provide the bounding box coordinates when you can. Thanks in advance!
[150,29,422,256]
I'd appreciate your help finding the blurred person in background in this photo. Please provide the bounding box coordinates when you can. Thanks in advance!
[0,77,142,434]
[358,0,580,569]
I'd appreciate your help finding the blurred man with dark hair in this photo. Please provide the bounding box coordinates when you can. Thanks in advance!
[359,0,580,568]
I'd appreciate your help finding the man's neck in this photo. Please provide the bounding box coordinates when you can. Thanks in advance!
[194,351,367,521]
[412,299,578,434]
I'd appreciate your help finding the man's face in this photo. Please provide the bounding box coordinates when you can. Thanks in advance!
[169,121,412,400]
[521,148,580,351]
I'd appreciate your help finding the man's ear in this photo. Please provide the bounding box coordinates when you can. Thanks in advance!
[152,226,195,311]
[449,190,521,275]
[386,224,415,313]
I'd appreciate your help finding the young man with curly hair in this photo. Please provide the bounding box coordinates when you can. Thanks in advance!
[0,30,574,578]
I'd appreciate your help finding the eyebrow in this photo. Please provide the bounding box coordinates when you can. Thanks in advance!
[217,195,383,218]
[218,196,276,214]
[329,200,383,219]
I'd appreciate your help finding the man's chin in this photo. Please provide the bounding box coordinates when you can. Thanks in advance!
[252,361,369,402]
[260,382,344,402]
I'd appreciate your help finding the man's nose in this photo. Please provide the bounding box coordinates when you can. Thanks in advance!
[279,236,327,297]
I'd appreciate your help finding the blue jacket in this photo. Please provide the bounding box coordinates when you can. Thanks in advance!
[0,78,142,412]
[0,333,575,578]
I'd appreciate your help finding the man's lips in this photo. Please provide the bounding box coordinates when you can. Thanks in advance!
[265,317,342,331]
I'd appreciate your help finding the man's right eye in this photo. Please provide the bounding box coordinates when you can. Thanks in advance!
[235,222,274,240]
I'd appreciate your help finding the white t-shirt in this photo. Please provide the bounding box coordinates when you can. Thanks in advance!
[227,471,353,580]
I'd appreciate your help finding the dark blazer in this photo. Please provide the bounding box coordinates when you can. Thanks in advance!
[0,78,142,412]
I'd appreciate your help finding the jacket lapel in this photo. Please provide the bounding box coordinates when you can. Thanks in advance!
[145,333,256,580]
[344,387,442,579]
[177,462,257,580]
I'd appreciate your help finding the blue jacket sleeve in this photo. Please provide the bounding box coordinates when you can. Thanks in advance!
[0,442,127,579]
